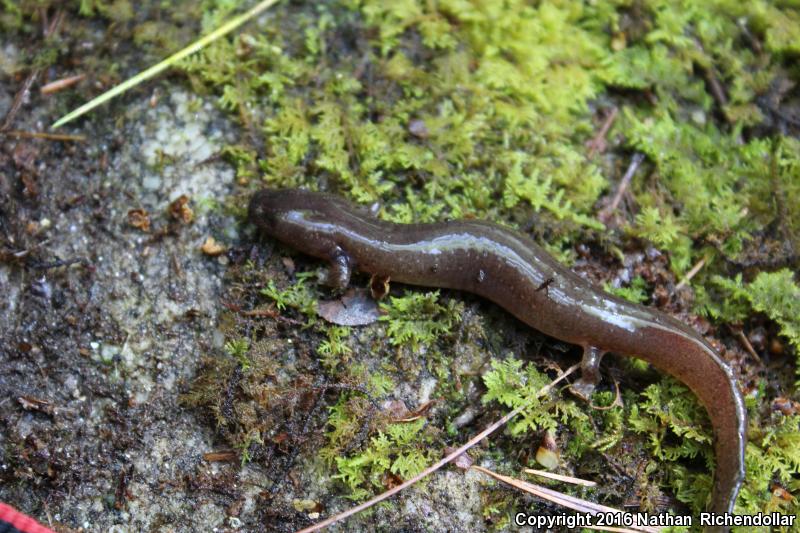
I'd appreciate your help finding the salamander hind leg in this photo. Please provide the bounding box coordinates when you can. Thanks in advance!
[570,345,606,400]
[319,247,353,291]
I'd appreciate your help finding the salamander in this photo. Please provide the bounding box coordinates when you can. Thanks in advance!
[249,188,746,527]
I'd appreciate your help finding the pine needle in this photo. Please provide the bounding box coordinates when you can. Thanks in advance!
[51,0,281,129]
[522,468,598,487]
[472,465,662,533]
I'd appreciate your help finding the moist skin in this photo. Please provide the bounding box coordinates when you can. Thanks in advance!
[249,188,746,530]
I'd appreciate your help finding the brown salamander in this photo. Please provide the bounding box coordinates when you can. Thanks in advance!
[249,188,746,527]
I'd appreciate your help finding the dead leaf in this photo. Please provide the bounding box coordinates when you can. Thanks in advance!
[317,288,380,326]
[169,194,193,224]
[370,274,390,300]
[127,208,150,232]
[201,236,226,256]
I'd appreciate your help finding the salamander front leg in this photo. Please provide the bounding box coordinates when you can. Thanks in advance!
[319,247,352,291]
[570,345,606,400]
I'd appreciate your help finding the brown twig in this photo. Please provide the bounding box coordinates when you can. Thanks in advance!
[294,363,580,533]
[0,9,65,130]
[705,69,728,110]
[675,256,706,290]
[0,130,87,142]
[598,152,645,224]
[45,9,66,45]
[0,72,40,131]
[40,73,86,95]
[730,326,762,364]
[693,40,729,118]
[222,300,304,325]
[737,19,762,54]
[586,107,619,157]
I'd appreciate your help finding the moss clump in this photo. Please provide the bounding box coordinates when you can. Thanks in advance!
[702,269,800,383]
[260,270,318,320]
[481,356,625,470]
[379,290,459,351]
[332,418,435,501]
[713,269,800,351]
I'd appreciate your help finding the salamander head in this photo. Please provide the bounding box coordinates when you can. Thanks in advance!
[248,188,340,249]
[248,188,286,235]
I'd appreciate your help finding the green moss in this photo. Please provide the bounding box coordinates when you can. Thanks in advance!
[175,0,621,245]
[260,271,318,321]
[318,325,353,370]
[133,20,187,56]
[332,418,433,500]
[0,1,23,31]
[629,379,713,466]
[223,338,251,371]
[481,357,623,462]
[700,269,800,386]
[366,370,395,397]
[740,415,800,517]
[378,290,458,351]
[605,275,650,304]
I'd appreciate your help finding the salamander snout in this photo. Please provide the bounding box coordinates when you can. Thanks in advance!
[248,189,284,233]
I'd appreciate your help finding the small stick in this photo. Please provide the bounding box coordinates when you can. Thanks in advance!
[694,39,729,118]
[586,107,618,157]
[737,19,762,54]
[51,0,281,129]
[0,130,87,142]
[599,152,645,223]
[675,257,706,290]
[704,69,728,110]
[0,9,64,130]
[40,74,86,95]
[0,71,39,131]
[41,498,54,529]
[294,363,580,533]
[732,327,762,364]
[28,257,85,269]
